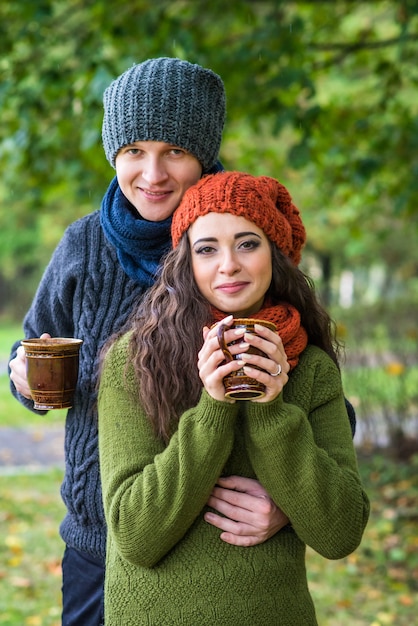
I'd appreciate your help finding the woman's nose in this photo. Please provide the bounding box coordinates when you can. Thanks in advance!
[219,252,241,274]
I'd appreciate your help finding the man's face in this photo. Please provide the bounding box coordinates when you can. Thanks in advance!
[115,141,202,221]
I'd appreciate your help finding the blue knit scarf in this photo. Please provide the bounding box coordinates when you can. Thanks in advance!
[100,177,172,288]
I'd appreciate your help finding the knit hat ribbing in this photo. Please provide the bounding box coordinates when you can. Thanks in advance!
[102,57,226,172]
[171,171,306,265]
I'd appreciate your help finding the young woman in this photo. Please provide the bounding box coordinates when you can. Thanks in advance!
[98,171,369,625]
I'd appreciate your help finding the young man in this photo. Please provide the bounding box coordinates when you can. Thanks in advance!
[9,57,286,626]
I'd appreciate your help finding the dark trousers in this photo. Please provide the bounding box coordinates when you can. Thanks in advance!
[62,546,105,626]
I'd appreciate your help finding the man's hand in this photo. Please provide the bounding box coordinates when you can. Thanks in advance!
[205,475,289,546]
[9,332,51,400]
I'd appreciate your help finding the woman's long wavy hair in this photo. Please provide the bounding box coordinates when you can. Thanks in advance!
[102,233,342,443]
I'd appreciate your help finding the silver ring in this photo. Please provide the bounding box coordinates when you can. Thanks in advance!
[271,363,282,377]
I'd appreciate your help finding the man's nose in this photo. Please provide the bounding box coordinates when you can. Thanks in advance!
[141,156,169,185]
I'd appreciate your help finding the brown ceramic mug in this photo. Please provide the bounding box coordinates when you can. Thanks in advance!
[216,319,277,400]
[21,338,83,410]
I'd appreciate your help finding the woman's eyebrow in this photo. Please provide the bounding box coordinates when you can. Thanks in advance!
[234,231,261,240]
[192,236,218,246]
[192,231,261,246]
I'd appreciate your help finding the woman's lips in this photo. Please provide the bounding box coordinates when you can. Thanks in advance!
[216,282,249,294]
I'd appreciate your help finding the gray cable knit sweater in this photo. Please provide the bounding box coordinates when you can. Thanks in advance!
[9,209,146,560]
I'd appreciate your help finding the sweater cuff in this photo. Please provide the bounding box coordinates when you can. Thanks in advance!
[193,389,240,431]
[244,393,291,430]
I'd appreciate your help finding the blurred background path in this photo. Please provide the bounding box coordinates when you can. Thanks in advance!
[0,358,64,472]
[0,425,64,472]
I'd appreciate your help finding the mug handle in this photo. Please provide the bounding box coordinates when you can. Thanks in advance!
[216,324,234,363]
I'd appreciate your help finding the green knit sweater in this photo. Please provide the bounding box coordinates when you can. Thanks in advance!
[98,335,369,625]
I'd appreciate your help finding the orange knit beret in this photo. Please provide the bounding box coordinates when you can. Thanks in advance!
[171,171,306,265]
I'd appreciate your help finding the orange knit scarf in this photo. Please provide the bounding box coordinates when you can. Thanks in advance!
[211,303,308,371]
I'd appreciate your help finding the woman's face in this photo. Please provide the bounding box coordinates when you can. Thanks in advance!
[115,141,202,222]
[188,212,272,316]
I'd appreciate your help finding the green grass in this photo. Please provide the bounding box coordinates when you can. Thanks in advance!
[309,454,418,625]
[0,372,67,426]
[0,321,66,624]
[0,323,23,357]
[0,469,65,626]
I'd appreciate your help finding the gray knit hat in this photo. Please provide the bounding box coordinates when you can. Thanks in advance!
[102,57,226,172]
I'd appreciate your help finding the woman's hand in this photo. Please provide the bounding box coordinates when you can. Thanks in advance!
[197,316,244,402]
[204,475,289,546]
[198,317,290,403]
[240,322,290,403]
[9,332,51,400]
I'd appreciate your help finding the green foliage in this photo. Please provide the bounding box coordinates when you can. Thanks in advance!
[0,323,24,358]
[335,297,418,346]
[334,298,418,444]
[1,0,418,314]
[342,364,418,447]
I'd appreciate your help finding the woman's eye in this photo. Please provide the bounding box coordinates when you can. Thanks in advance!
[195,245,216,255]
[239,239,260,250]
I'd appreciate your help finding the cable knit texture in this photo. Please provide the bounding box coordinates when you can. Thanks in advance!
[172,171,306,265]
[102,57,226,171]
[98,335,370,624]
[8,158,226,560]
[8,181,169,560]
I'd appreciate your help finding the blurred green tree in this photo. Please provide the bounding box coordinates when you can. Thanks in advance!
[1,0,417,313]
